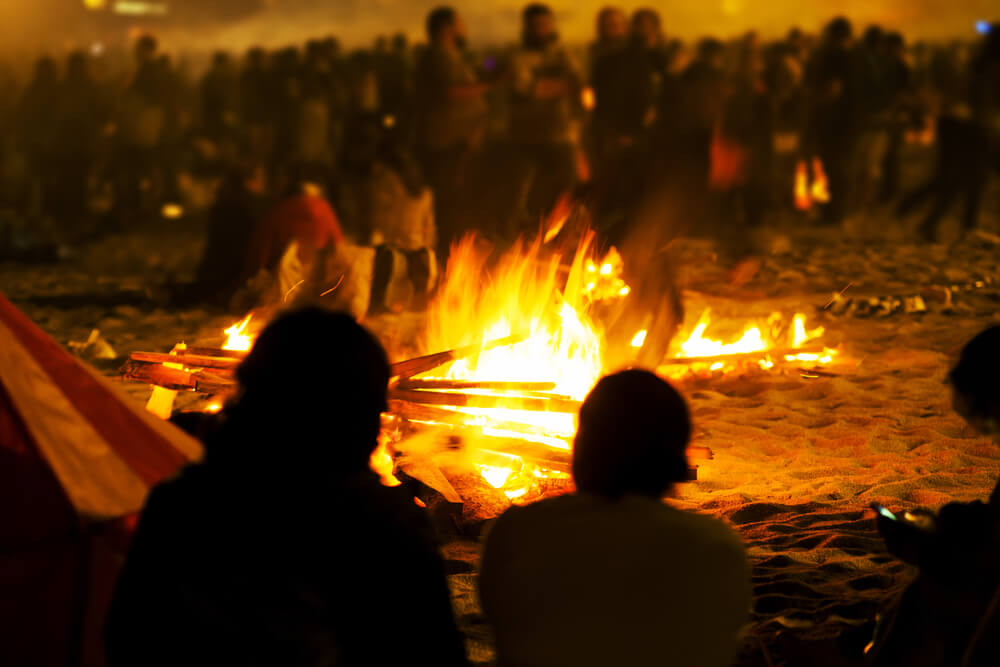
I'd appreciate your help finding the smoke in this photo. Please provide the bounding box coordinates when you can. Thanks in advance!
[0,0,992,60]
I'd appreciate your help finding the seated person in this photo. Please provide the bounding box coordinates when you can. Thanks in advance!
[479,369,751,667]
[105,308,468,667]
[245,178,345,303]
[869,326,1000,666]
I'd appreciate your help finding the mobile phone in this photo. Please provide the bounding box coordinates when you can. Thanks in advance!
[872,503,897,521]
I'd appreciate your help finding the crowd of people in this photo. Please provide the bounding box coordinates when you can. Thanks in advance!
[1,6,998,275]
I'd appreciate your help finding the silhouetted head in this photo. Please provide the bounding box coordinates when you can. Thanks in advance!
[230,309,390,474]
[32,57,58,85]
[522,3,558,50]
[212,50,230,68]
[595,6,627,44]
[631,8,662,49]
[66,51,88,80]
[573,370,691,499]
[696,37,725,67]
[135,34,158,64]
[246,47,266,69]
[950,326,1000,435]
[824,16,853,49]
[392,32,408,53]
[427,6,464,48]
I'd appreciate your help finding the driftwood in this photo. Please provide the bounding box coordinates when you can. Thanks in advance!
[181,346,248,359]
[398,379,558,392]
[390,334,526,380]
[663,345,829,366]
[130,351,241,371]
[121,361,233,394]
[390,388,581,414]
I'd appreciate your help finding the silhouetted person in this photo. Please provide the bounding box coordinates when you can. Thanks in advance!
[414,6,488,259]
[804,17,861,225]
[869,325,1000,666]
[189,167,265,304]
[507,3,583,232]
[481,370,751,667]
[897,24,999,242]
[240,47,274,167]
[200,51,239,148]
[105,308,468,667]
[14,57,60,218]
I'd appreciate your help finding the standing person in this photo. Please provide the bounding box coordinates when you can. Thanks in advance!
[112,35,166,228]
[51,51,107,230]
[14,57,60,219]
[199,51,240,152]
[414,6,488,260]
[507,3,584,233]
[239,47,274,173]
[481,370,751,667]
[586,6,629,182]
[803,17,862,226]
[878,31,914,203]
[105,308,469,667]
[898,24,999,243]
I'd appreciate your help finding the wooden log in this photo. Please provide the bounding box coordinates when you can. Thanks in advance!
[181,346,248,359]
[131,351,241,371]
[662,345,828,366]
[398,379,558,392]
[390,388,581,414]
[121,361,234,393]
[390,334,527,380]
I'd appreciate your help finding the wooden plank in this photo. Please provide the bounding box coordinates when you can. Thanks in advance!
[398,379,558,392]
[390,334,526,380]
[131,351,241,371]
[390,388,581,414]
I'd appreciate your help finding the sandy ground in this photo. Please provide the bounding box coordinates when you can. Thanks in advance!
[3,198,1000,665]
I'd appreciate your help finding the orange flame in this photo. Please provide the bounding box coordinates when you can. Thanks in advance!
[223,314,254,352]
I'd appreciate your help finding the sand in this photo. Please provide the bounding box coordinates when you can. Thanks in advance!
[3,213,1000,665]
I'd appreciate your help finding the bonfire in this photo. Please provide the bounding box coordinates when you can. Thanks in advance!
[123,228,838,514]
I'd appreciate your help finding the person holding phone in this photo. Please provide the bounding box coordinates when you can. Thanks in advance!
[868,326,1000,666]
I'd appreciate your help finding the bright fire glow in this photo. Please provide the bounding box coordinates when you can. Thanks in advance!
[631,330,648,347]
[678,310,767,358]
[223,314,254,351]
[420,231,626,493]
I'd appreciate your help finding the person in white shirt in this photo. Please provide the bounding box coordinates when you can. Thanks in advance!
[480,369,751,667]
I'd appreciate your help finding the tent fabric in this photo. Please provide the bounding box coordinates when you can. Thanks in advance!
[0,292,204,666]
[0,292,202,520]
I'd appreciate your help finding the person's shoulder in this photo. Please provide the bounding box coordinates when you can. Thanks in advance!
[655,502,747,552]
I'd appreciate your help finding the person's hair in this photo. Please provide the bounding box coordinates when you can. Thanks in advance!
[632,8,661,31]
[523,3,553,23]
[825,16,853,43]
[426,6,457,40]
[572,370,691,499]
[226,308,390,472]
[949,326,1000,420]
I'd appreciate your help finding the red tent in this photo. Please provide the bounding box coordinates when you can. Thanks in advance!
[0,293,202,666]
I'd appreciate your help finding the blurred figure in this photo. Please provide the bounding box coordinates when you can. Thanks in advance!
[106,308,468,667]
[14,57,60,218]
[112,35,167,228]
[868,325,1000,666]
[51,51,107,230]
[481,370,751,667]
[586,6,628,186]
[414,5,488,259]
[897,25,999,242]
[240,47,274,170]
[200,51,240,151]
[804,17,861,225]
[507,3,584,231]
[878,31,913,203]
